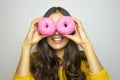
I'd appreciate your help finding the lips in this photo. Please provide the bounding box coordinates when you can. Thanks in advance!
[52,36,64,43]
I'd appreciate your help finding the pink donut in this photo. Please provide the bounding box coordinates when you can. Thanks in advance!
[38,18,56,36]
[56,16,75,35]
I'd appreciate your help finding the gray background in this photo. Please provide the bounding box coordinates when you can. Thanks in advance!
[0,0,119,80]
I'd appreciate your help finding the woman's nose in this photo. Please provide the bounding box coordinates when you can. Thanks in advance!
[54,31,60,35]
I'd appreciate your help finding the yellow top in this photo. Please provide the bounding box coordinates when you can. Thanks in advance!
[13,61,111,80]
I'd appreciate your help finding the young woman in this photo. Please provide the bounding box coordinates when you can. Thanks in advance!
[13,7,111,80]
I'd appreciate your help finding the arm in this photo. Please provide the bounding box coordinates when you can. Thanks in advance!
[65,17,103,73]
[15,44,31,76]
[82,42,103,73]
[15,18,45,76]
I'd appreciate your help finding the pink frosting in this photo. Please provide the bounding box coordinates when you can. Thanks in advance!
[38,16,75,36]
[56,16,75,35]
[38,18,56,36]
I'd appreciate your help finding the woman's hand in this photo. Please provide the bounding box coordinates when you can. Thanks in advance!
[65,17,92,49]
[65,17,103,73]
[23,18,46,49]
[16,18,46,76]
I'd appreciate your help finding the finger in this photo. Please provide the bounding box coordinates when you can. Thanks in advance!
[38,35,47,41]
[64,34,82,45]
[72,17,86,33]
[27,26,37,40]
[71,17,82,24]
[28,17,43,38]
[35,28,47,40]
[64,35,73,40]
[72,17,83,28]
[30,17,43,30]
[30,17,43,29]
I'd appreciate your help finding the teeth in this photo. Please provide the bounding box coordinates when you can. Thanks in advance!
[53,38,62,40]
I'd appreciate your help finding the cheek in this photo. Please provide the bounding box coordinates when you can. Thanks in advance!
[64,38,69,44]
[46,37,52,45]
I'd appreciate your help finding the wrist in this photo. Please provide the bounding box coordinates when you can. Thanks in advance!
[83,42,93,49]
[22,42,32,50]
[21,44,31,55]
[82,42,95,54]
[81,39,93,48]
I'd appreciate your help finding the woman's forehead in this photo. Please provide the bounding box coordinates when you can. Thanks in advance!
[49,12,63,23]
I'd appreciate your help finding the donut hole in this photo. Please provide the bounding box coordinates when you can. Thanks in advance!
[64,23,67,27]
[45,24,48,28]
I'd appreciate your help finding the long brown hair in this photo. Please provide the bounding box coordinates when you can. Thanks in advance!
[31,7,86,80]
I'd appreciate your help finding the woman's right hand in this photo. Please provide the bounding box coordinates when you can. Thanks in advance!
[23,18,46,49]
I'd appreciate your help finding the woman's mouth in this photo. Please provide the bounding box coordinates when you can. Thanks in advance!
[52,36,64,44]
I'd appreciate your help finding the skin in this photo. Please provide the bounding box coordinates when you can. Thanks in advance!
[47,12,69,59]
[15,12,103,76]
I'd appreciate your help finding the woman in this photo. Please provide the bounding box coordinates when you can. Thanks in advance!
[13,7,111,80]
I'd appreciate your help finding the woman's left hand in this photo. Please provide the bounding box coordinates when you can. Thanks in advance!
[64,17,92,48]
[65,17,104,73]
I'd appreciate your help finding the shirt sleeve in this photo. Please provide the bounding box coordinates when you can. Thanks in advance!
[13,73,34,80]
[81,61,112,80]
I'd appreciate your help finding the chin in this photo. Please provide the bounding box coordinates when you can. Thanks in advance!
[50,45,66,50]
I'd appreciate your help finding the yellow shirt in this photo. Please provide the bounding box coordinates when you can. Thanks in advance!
[13,61,111,80]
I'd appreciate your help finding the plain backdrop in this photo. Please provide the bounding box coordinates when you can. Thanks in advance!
[0,0,120,80]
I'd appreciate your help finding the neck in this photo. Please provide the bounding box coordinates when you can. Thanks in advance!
[55,48,64,60]
[55,48,64,70]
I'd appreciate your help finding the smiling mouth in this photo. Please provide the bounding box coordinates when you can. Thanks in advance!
[52,36,64,43]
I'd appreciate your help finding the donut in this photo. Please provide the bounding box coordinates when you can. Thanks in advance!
[56,16,75,35]
[38,18,56,36]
